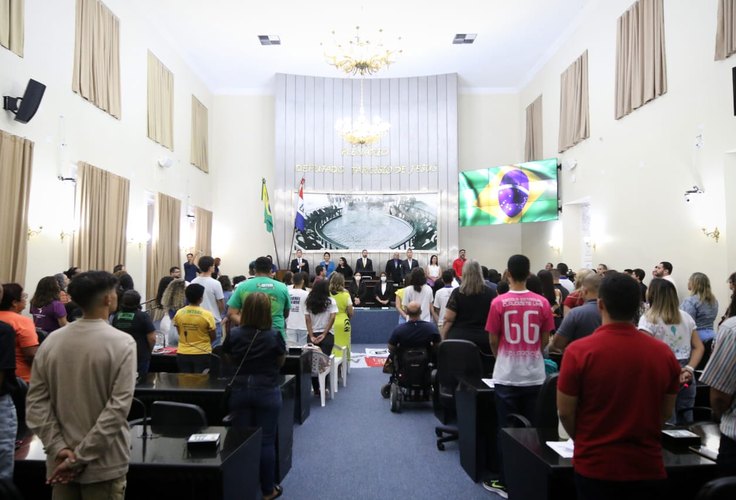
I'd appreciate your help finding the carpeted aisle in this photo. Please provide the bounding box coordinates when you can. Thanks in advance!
[280,344,500,499]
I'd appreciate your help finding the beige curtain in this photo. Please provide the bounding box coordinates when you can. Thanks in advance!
[0,0,24,56]
[191,96,209,172]
[147,51,174,150]
[0,130,32,283]
[194,207,213,257]
[558,51,589,153]
[72,0,121,119]
[146,193,181,301]
[715,0,736,60]
[72,162,129,272]
[524,95,543,161]
[615,0,667,120]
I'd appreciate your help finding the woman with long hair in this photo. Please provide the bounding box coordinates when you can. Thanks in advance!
[30,276,67,333]
[305,280,337,392]
[223,292,285,500]
[442,261,497,372]
[402,268,434,323]
[682,272,719,369]
[563,269,592,316]
[426,254,441,288]
[329,273,354,362]
[537,270,562,327]
[638,278,704,424]
[334,257,353,281]
[720,271,736,325]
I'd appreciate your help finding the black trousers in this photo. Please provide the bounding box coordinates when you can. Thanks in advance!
[574,472,665,500]
[311,333,334,391]
[177,354,211,373]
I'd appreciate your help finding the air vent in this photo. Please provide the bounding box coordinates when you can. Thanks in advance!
[452,33,477,45]
[258,35,281,46]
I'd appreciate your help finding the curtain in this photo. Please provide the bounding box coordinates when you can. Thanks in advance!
[147,51,174,150]
[146,193,181,301]
[72,162,129,272]
[716,0,736,60]
[191,96,209,172]
[615,0,667,120]
[524,95,543,161]
[0,130,32,283]
[558,51,589,153]
[194,207,213,257]
[0,0,24,56]
[72,0,121,119]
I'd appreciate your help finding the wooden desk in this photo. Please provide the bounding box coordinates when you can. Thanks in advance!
[500,427,718,500]
[14,425,262,500]
[134,372,296,482]
[455,377,497,482]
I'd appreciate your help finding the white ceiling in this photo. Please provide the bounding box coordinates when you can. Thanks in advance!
[133,0,591,94]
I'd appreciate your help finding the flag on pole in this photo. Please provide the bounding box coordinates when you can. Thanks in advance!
[261,178,273,233]
[294,178,306,231]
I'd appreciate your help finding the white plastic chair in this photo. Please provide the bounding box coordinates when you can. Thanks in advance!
[309,348,334,407]
[333,344,348,392]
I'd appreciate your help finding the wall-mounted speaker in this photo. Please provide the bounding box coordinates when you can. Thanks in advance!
[3,79,46,124]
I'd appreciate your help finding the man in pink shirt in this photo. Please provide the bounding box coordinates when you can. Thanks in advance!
[483,254,554,497]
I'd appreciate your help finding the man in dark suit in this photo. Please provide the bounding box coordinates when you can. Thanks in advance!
[355,249,373,274]
[385,252,404,284]
[290,248,309,275]
[401,248,420,277]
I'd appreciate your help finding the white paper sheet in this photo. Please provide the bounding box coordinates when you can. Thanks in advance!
[481,378,495,389]
[546,439,575,458]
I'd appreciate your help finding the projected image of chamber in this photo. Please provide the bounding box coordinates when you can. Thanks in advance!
[459,158,559,226]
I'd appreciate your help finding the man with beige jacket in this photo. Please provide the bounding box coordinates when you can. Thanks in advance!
[26,271,136,499]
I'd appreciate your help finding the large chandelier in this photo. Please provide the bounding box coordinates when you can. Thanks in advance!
[323,26,402,76]
[335,80,390,145]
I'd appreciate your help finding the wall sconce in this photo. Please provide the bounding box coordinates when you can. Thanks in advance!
[702,227,720,243]
[27,225,43,240]
[583,236,596,251]
[128,233,151,249]
[548,240,562,255]
[60,230,73,242]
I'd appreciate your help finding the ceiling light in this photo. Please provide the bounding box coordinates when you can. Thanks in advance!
[258,35,281,46]
[453,33,477,45]
[322,26,401,76]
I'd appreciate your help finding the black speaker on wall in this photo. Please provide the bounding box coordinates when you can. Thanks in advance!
[733,67,736,116]
[3,79,46,124]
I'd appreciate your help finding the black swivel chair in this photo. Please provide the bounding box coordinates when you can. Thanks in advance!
[695,477,736,500]
[130,400,208,437]
[506,373,559,429]
[433,340,484,451]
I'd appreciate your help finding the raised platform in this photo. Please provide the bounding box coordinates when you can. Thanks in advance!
[351,307,400,344]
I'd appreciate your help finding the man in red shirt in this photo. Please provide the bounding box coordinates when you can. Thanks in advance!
[557,272,681,500]
[452,249,466,279]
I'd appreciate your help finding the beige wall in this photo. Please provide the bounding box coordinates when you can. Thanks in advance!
[0,0,214,299]
[518,0,736,310]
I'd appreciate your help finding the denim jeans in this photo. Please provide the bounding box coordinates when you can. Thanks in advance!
[0,394,17,481]
[494,384,541,483]
[229,381,282,495]
[211,322,223,347]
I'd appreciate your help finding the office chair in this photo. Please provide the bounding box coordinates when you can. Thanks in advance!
[506,373,559,429]
[151,401,207,436]
[433,340,484,451]
[695,477,736,500]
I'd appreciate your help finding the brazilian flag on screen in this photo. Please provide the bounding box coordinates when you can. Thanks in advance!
[459,158,559,227]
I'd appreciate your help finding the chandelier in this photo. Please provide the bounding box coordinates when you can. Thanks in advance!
[323,26,402,76]
[335,80,390,145]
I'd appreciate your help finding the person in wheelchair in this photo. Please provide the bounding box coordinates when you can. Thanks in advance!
[381,302,441,403]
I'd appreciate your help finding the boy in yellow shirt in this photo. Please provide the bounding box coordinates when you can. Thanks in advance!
[173,284,215,373]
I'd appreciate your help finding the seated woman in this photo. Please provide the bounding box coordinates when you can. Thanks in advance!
[29,276,67,334]
[223,292,285,500]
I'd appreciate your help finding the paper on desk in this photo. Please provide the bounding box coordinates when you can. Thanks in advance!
[481,378,495,389]
[546,439,574,458]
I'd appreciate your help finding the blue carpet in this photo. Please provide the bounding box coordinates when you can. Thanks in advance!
[280,344,502,499]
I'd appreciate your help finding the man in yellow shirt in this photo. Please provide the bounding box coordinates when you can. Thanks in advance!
[173,284,215,373]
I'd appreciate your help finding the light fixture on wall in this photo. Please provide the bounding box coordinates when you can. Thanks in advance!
[583,236,596,252]
[548,239,562,255]
[60,230,73,242]
[322,26,401,76]
[702,226,720,243]
[27,225,43,240]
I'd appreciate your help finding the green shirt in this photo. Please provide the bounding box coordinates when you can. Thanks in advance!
[227,277,291,334]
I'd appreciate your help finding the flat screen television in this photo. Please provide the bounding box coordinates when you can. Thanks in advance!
[458,158,559,226]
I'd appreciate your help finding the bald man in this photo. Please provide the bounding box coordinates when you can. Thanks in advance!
[387,301,441,353]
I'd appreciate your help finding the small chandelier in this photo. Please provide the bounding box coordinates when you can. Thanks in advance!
[335,80,390,145]
[323,26,401,76]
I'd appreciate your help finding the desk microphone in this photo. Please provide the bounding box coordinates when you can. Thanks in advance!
[131,397,153,441]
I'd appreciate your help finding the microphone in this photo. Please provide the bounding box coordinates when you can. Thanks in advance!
[131,397,152,441]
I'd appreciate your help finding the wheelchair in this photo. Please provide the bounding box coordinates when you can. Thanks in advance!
[380,346,434,413]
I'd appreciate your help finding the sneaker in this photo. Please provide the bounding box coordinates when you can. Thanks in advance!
[482,479,508,498]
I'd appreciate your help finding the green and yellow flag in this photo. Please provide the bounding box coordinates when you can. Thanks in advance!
[261,178,273,233]
[459,158,558,227]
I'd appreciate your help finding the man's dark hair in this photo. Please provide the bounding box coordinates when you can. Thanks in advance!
[121,290,141,311]
[315,265,325,276]
[488,269,501,284]
[64,267,79,280]
[169,266,180,274]
[508,254,531,282]
[113,264,124,273]
[233,275,246,286]
[441,269,453,284]
[660,261,673,274]
[198,256,214,273]
[292,272,304,285]
[633,268,646,281]
[218,275,233,292]
[185,283,205,304]
[599,272,641,321]
[118,273,134,291]
[556,262,569,275]
[623,268,633,274]
[67,271,119,311]
[481,266,490,280]
[254,256,272,274]
[409,267,427,292]
[0,283,23,311]
[186,253,194,258]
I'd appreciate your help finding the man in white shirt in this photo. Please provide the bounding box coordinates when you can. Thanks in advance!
[286,273,309,345]
[191,256,226,346]
[433,270,456,330]
[557,262,575,293]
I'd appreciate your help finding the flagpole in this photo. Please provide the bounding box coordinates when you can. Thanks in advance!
[288,178,306,269]
[262,178,281,270]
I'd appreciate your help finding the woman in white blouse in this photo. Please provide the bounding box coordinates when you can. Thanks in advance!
[426,254,442,287]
